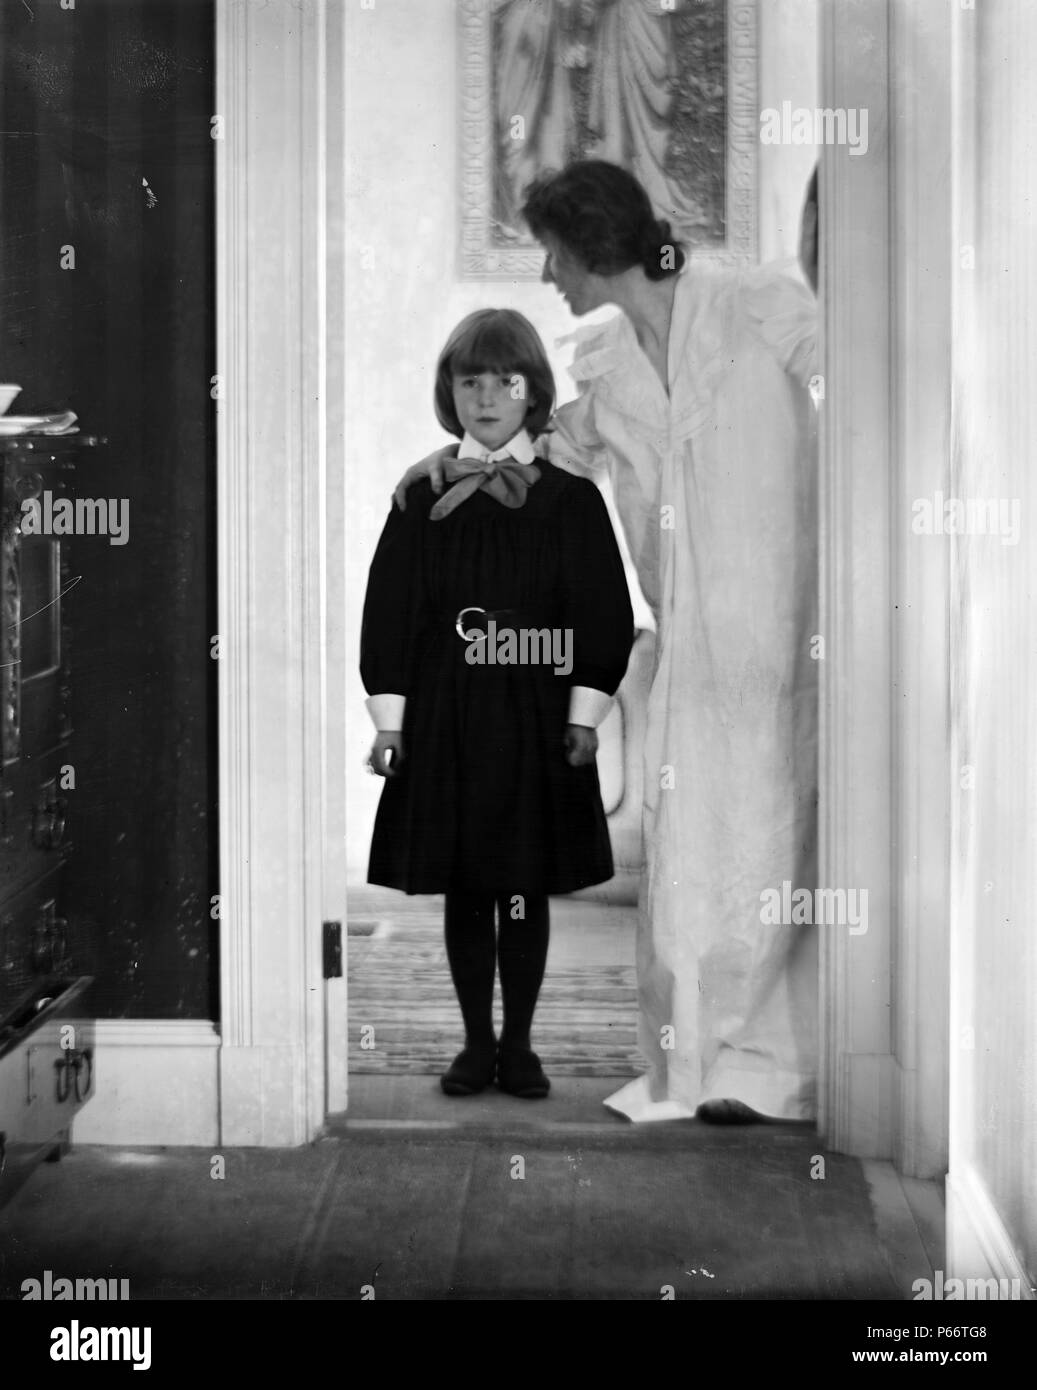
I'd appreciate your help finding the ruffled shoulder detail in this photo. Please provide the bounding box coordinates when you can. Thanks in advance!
[555,313,628,383]
[739,258,817,386]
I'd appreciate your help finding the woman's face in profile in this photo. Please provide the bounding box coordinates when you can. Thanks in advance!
[539,234,603,316]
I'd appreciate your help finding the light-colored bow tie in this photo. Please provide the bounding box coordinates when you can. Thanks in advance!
[429,451,540,522]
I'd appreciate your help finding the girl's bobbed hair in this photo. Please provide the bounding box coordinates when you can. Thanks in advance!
[434,308,556,439]
[522,160,686,281]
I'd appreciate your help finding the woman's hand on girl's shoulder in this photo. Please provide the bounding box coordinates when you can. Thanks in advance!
[393,443,460,511]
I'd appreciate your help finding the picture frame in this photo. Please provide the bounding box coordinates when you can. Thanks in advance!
[458,0,758,279]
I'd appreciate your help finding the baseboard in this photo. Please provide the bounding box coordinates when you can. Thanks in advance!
[72,1020,220,1148]
[947,1163,1035,1297]
[821,1050,894,1158]
[893,1057,949,1179]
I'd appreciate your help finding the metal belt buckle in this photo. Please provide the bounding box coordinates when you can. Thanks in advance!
[455,606,487,642]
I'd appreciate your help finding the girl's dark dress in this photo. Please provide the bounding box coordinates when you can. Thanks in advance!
[362,461,634,895]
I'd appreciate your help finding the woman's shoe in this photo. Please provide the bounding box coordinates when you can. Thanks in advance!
[696,1098,764,1124]
[496,1043,550,1099]
[440,1041,497,1096]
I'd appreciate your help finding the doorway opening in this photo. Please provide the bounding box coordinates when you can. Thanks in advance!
[343,638,650,1124]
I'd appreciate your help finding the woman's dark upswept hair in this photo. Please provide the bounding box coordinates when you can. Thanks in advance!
[522,160,686,281]
[434,308,556,440]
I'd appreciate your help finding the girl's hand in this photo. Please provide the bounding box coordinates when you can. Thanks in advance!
[564,723,598,767]
[393,444,460,511]
[367,731,404,778]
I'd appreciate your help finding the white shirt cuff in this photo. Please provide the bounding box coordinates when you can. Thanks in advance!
[567,686,613,729]
[366,694,406,730]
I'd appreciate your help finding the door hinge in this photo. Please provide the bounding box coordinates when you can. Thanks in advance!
[322,920,343,979]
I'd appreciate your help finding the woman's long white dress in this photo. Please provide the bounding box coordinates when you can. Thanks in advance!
[544,261,819,1121]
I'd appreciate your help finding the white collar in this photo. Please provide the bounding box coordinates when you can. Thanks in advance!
[457,428,536,465]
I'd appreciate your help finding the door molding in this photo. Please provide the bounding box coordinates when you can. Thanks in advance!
[818,0,953,1174]
[215,0,332,1145]
[817,0,895,1158]
[887,0,952,1181]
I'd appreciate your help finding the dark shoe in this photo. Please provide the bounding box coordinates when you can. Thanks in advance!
[496,1044,550,1099]
[440,1041,497,1096]
[696,1098,764,1125]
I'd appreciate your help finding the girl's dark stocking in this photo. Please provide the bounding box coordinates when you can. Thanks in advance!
[441,888,498,1094]
[496,894,551,1097]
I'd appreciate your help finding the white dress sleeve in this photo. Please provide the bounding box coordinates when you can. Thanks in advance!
[535,317,627,475]
[740,259,818,389]
[536,390,608,476]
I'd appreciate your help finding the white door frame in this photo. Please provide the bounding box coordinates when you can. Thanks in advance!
[215,0,346,1146]
[817,0,951,1176]
[212,0,950,1166]
[886,0,952,1181]
[817,0,895,1160]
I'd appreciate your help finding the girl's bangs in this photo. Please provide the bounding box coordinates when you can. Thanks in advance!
[449,319,528,378]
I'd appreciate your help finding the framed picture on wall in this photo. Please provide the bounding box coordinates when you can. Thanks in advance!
[458,0,758,279]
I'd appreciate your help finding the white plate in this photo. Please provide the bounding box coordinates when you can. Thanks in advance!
[0,412,79,436]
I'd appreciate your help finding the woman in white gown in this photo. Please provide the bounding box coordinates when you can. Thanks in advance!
[398,160,819,1123]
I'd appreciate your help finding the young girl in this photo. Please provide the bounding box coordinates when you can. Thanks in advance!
[361,308,634,1099]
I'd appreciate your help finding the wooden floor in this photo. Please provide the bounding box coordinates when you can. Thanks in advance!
[0,1129,941,1300]
[0,886,945,1301]
[347,890,642,1078]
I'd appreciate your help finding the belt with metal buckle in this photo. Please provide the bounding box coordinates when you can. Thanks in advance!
[452,606,551,642]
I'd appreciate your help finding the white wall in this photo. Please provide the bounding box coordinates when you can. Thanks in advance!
[758,0,819,262]
[344,0,817,879]
[948,0,1037,1293]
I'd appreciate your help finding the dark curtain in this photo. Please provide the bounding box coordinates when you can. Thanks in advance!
[0,0,218,1019]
